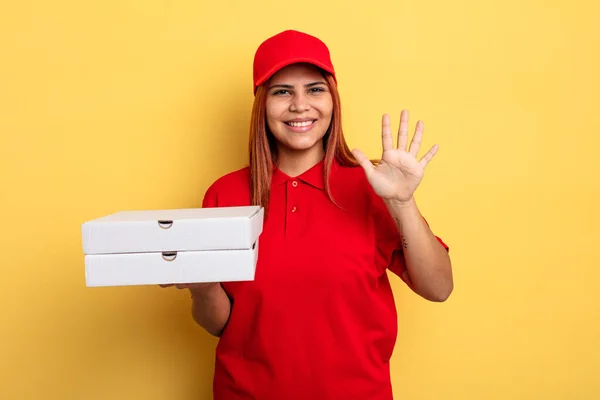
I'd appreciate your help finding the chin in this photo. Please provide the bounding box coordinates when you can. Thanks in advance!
[280,138,323,153]
[292,135,318,145]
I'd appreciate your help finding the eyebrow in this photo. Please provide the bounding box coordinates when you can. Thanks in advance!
[268,81,327,90]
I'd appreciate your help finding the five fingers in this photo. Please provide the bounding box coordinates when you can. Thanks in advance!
[385,110,438,166]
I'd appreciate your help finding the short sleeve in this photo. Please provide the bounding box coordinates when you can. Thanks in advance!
[372,193,449,283]
[202,183,219,208]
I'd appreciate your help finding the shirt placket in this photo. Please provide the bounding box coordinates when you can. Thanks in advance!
[285,179,300,237]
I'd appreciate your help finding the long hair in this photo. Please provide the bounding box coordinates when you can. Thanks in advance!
[248,72,360,212]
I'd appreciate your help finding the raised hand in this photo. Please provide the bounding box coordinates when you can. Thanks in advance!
[352,110,438,204]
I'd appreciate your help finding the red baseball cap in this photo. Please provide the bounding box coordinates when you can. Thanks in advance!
[252,30,336,94]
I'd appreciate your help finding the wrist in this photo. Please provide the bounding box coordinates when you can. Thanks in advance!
[383,196,415,209]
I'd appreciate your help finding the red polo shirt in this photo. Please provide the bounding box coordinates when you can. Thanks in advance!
[202,158,448,400]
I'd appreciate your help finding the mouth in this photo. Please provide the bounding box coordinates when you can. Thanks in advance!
[284,119,317,132]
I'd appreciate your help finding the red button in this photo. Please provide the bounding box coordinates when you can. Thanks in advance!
[292,181,298,187]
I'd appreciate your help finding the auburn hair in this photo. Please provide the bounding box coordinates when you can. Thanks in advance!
[248,72,360,212]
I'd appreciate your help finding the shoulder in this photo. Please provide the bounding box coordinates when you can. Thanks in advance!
[207,166,250,191]
[332,162,378,199]
[332,162,369,185]
[329,162,384,214]
[202,166,251,208]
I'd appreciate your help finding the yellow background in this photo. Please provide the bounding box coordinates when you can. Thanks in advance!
[1,0,598,399]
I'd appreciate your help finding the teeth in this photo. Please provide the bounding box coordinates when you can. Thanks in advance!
[288,121,313,127]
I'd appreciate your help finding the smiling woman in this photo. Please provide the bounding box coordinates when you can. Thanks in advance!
[162,29,453,400]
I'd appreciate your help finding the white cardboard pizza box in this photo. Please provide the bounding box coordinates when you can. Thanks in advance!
[84,242,259,287]
[82,206,263,254]
[81,206,264,287]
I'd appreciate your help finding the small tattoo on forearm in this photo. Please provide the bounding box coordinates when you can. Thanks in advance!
[395,217,408,250]
[395,217,402,230]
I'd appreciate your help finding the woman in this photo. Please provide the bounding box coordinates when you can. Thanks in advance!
[167,30,453,400]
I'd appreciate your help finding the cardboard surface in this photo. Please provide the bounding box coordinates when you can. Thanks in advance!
[85,242,258,287]
[82,206,263,255]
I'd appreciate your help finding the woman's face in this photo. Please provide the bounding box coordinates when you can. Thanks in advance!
[265,63,333,156]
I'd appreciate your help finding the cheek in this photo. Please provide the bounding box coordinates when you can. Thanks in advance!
[317,95,333,117]
[319,100,334,123]
[265,113,276,133]
[266,101,285,130]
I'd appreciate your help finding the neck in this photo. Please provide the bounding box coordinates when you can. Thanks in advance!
[276,142,325,177]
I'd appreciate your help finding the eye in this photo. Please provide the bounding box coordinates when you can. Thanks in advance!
[309,87,326,93]
[272,89,291,96]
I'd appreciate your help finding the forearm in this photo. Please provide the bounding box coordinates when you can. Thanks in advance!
[190,283,231,337]
[383,197,453,302]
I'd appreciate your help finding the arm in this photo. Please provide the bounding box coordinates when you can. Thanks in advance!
[189,283,231,337]
[352,110,453,302]
[161,282,231,337]
[189,183,231,336]
[383,197,453,302]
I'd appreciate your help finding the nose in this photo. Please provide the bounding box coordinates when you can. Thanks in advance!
[289,92,310,113]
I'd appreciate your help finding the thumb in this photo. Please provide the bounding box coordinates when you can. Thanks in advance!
[352,148,375,177]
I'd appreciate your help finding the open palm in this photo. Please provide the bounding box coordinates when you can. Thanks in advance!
[352,110,439,203]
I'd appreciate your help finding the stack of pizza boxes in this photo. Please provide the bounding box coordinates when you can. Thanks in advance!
[81,206,264,287]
